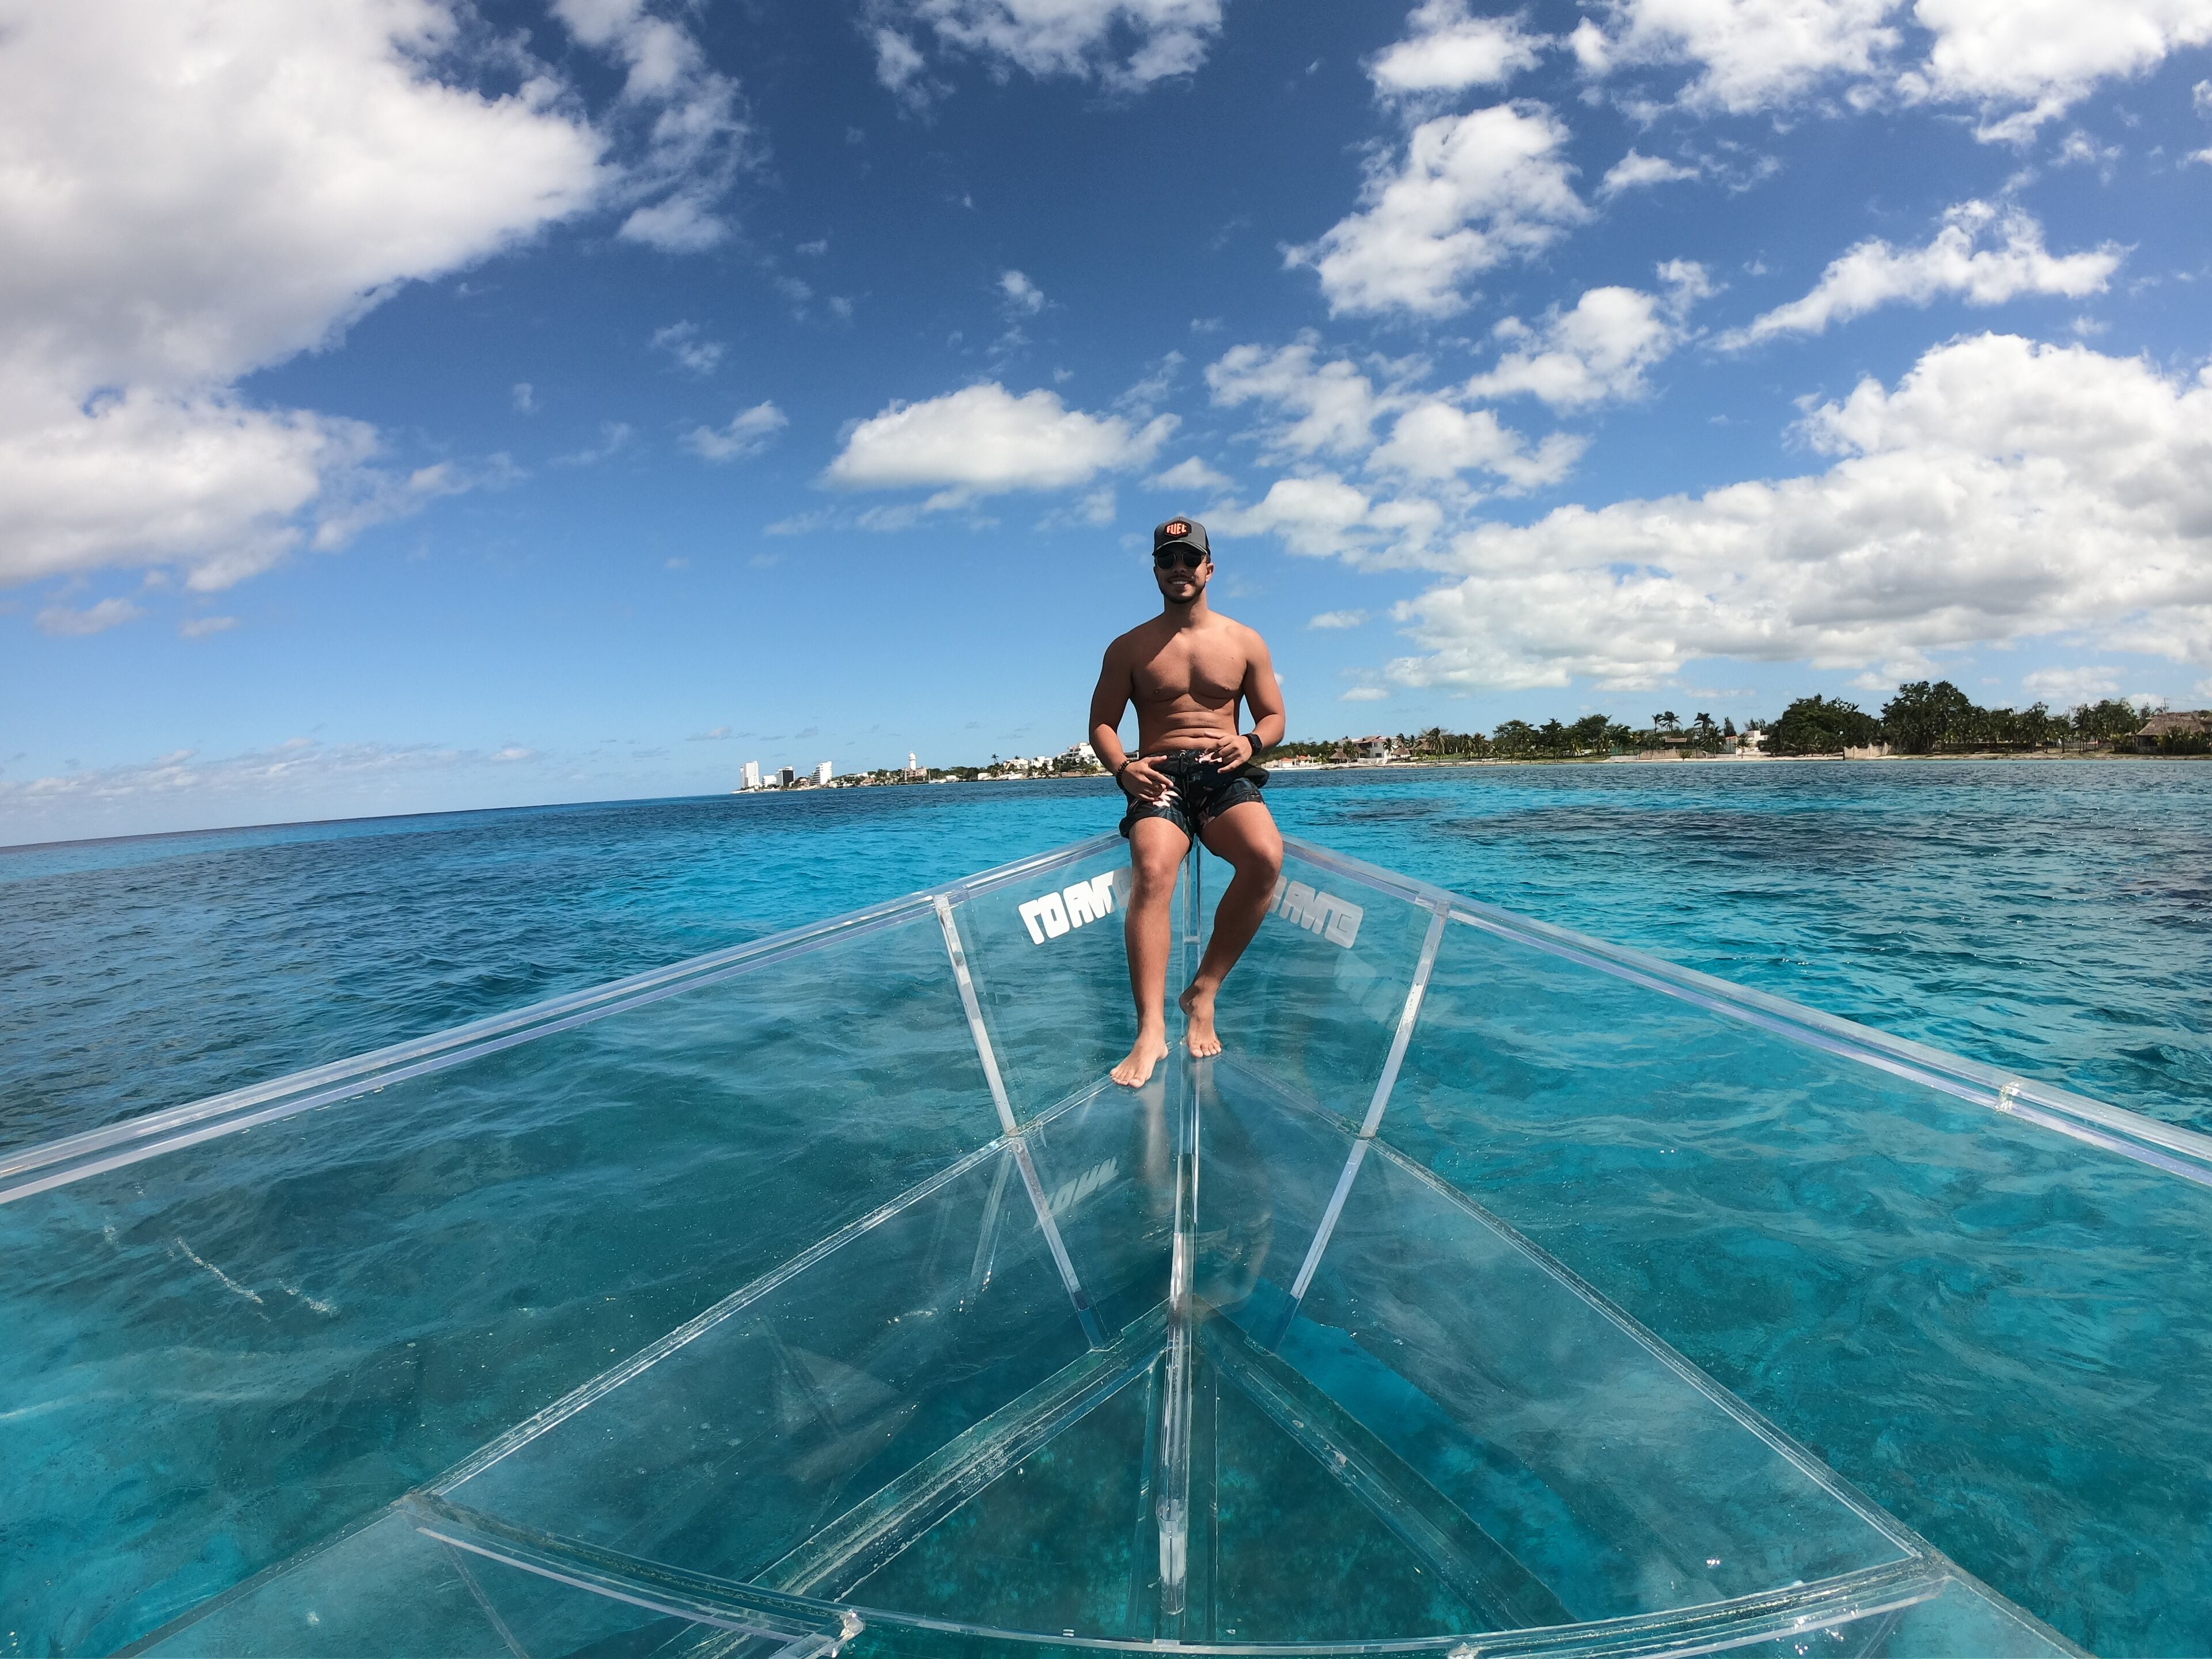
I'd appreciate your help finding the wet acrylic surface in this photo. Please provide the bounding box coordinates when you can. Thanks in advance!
[0,915,1003,1654]
[96,1052,2005,1659]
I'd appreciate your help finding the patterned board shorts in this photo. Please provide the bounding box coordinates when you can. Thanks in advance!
[1116,751,1270,840]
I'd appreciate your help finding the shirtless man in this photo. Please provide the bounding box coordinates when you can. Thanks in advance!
[1089,517,1286,1087]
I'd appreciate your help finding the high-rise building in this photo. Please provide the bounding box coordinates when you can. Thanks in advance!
[740,760,761,791]
[815,760,833,786]
[778,766,797,789]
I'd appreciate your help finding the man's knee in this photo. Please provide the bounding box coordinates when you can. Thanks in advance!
[1244,829,1285,881]
[1218,823,1283,884]
[1128,843,1183,902]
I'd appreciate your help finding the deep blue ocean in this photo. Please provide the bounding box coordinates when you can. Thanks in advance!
[5,760,2207,1153]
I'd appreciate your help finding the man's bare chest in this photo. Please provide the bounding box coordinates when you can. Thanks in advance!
[1132,634,1245,704]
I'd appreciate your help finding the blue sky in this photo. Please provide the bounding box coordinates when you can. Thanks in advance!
[6,0,2212,842]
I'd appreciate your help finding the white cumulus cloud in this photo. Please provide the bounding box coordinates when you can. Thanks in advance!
[866,0,1225,96]
[1200,332,1596,559]
[823,382,1173,507]
[1906,0,2212,140]
[1722,202,2120,346]
[1000,270,1047,313]
[1599,149,1700,196]
[1382,334,2212,691]
[652,321,727,375]
[0,0,607,594]
[1465,275,1704,408]
[1149,456,1234,494]
[553,0,753,251]
[1573,0,1901,113]
[1369,1,1547,97]
[1286,103,1587,319]
[1309,609,1371,628]
[1206,338,1395,459]
[1370,403,1587,488]
[1210,476,1378,558]
[683,402,788,461]
[1208,474,1453,564]
[1575,0,2212,138]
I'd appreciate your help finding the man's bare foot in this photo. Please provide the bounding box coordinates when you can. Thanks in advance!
[1180,982,1222,1058]
[1112,1027,1171,1086]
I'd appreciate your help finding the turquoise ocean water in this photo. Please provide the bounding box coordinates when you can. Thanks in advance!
[4,759,2207,1152]
[5,759,2212,1656]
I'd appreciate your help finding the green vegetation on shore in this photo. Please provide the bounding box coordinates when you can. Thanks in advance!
[1266,684,2199,763]
[824,683,2199,787]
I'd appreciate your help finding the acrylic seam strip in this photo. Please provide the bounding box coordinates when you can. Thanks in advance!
[1285,901,1449,1308]
[934,893,1107,1348]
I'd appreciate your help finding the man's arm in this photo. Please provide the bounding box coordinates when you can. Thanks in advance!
[1088,641,1132,772]
[1089,637,1169,800]
[1238,627,1286,754]
[1200,626,1285,768]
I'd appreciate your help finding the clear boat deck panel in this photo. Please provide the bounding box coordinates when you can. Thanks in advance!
[7,834,2210,1656]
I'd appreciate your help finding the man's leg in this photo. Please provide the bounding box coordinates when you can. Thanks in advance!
[1112,816,1190,1086]
[1181,801,1285,1058]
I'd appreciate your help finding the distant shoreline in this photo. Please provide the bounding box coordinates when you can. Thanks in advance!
[831,748,2199,790]
[1272,750,2202,768]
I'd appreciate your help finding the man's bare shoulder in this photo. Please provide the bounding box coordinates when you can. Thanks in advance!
[1104,616,1173,658]
[1202,611,1272,653]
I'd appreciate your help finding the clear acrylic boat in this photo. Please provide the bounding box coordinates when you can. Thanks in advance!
[7,834,2211,1657]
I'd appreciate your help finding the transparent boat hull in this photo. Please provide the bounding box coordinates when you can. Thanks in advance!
[7,833,2200,1655]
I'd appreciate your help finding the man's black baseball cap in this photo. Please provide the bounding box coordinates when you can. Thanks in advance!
[1153,516,1211,558]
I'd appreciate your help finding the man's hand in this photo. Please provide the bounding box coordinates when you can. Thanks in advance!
[1118,755,1171,802]
[1199,733,1253,769]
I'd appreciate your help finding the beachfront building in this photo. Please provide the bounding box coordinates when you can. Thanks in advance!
[815,761,834,786]
[740,760,762,791]
[778,766,796,789]
[904,752,925,780]
[2120,709,2212,752]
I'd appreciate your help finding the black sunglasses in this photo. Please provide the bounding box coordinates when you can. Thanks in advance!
[1153,548,1207,570]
